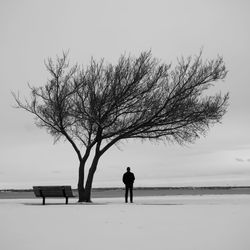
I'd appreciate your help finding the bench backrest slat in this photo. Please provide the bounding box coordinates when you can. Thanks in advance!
[33,186,74,198]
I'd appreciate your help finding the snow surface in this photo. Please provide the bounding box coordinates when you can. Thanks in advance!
[1,195,250,250]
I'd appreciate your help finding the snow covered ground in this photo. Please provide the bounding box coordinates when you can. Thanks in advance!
[1,195,250,250]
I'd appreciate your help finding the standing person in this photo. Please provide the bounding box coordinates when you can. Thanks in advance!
[122,167,135,203]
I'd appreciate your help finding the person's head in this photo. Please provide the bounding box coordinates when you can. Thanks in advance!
[126,167,130,172]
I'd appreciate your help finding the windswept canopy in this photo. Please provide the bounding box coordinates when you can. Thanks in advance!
[13,51,228,151]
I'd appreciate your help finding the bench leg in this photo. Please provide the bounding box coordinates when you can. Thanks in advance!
[42,197,45,205]
[65,197,68,204]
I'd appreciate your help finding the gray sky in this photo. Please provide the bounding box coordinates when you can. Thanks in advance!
[0,0,250,188]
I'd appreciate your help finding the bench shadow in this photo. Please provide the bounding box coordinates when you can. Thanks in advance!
[22,201,109,206]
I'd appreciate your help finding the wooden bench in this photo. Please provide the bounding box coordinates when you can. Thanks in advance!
[33,186,74,205]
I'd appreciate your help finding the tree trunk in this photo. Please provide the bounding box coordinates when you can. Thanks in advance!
[84,154,100,202]
[77,146,93,202]
[78,154,100,202]
[77,160,86,202]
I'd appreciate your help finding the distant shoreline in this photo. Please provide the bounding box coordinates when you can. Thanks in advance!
[1,186,250,199]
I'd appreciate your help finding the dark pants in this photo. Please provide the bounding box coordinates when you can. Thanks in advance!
[125,184,133,203]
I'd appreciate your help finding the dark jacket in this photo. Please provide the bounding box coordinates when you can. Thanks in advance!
[123,172,135,185]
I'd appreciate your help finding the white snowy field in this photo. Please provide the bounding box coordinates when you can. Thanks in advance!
[1,195,250,250]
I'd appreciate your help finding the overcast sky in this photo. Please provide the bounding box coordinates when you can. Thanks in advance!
[0,0,250,189]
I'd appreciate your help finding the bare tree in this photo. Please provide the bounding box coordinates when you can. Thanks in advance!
[12,51,229,202]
